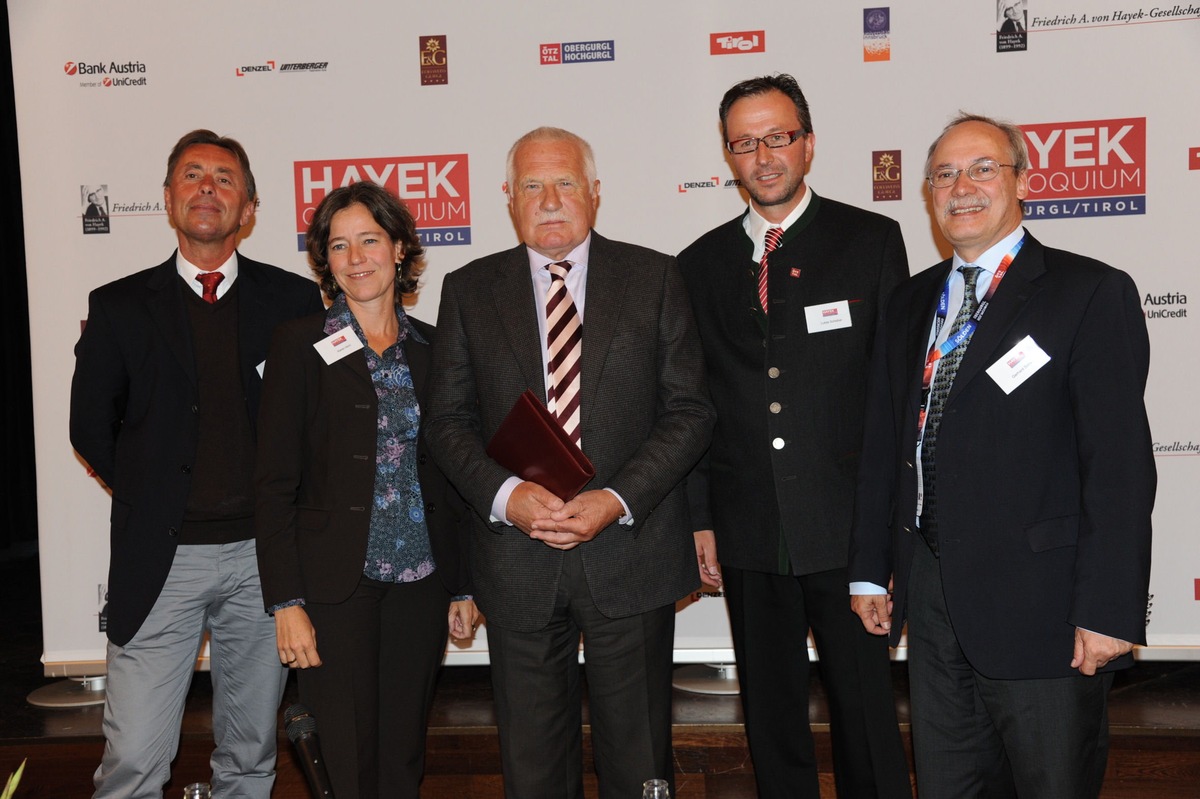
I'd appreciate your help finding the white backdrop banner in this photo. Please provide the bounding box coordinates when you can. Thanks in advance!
[9,0,1198,671]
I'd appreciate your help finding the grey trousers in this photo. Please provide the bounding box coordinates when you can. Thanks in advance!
[93,540,288,799]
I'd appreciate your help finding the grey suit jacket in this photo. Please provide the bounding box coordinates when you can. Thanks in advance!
[424,232,715,632]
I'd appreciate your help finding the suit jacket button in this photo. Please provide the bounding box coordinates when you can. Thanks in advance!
[772,437,785,450]
[768,367,781,378]
[190,404,199,414]
[168,527,178,537]
[418,454,428,465]
[769,402,782,414]
[181,465,191,474]
[425,502,436,514]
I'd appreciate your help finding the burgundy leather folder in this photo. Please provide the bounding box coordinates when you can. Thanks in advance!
[485,389,595,501]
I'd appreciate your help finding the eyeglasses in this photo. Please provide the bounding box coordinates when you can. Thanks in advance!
[927,159,1018,189]
[726,130,806,156]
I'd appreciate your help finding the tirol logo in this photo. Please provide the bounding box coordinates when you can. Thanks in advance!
[541,40,614,64]
[1021,117,1146,219]
[420,36,448,85]
[678,176,720,193]
[236,60,275,76]
[872,150,901,201]
[293,155,471,249]
[863,8,891,62]
[710,31,766,54]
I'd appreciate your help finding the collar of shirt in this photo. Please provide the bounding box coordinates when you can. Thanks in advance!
[322,292,426,347]
[526,232,591,321]
[742,186,813,262]
[932,225,1027,350]
[176,250,238,300]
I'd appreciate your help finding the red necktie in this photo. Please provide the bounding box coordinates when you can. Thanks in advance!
[759,227,783,315]
[546,261,582,446]
[196,272,224,305]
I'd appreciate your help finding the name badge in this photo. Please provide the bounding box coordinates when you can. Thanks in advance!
[313,325,364,365]
[986,335,1050,394]
[804,300,852,333]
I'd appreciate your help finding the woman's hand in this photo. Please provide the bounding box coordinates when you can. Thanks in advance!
[275,605,322,668]
[448,598,481,640]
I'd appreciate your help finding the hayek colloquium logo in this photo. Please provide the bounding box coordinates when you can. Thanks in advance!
[863,8,891,62]
[872,150,901,201]
[710,31,766,54]
[540,40,615,64]
[293,155,471,249]
[420,36,448,85]
[1020,117,1146,219]
[63,59,148,88]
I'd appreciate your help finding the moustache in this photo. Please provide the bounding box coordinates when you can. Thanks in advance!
[944,194,990,215]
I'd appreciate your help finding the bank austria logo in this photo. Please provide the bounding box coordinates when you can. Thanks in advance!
[1143,289,1187,320]
[677,176,720,193]
[64,59,148,88]
[236,60,275,76]
[1020,117,1146,219]
[293,155,471,249]
[540,39,615,64]
[710,31,766,54]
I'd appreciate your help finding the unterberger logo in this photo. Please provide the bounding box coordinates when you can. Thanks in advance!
[420,36,448,85]
[710,31,765,54]
[1021,117,1146,219]
[872,150,901,201]
[236,60,274,76]
[863,8,891,62]
[236,60,329,76]
[1143,290,1188,320]
[678,176,720,193]
[64,59,148,87]
[293,155,471,249]
[541,40,615,64]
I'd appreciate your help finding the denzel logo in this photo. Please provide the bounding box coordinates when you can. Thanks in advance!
[710,31,766,54]
[293,154,471,248]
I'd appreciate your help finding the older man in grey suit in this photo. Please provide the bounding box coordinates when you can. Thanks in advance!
[425,127,714,799]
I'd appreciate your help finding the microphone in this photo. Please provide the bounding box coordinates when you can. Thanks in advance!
[284,703,335,798]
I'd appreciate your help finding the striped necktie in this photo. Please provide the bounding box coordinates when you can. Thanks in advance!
[758,227,784,314]
[546,260,582,446]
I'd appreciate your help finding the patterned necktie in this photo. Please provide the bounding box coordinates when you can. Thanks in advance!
[196,272,224,305]
[546,260,582,447]
[919,265,981,553]
[758,227,784,315]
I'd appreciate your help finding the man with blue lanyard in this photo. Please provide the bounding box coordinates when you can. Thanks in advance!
[849,113,1155,798]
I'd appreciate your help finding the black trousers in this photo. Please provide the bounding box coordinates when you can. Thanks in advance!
[724,565,912,799]
[486,547,675,799]
[299,573,450,799]
[907,541,1112,799]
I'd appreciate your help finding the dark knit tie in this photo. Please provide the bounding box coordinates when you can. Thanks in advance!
[919,265,981,554]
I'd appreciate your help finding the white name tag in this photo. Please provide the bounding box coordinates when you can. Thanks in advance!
[313,325,364,365]
[986,335,1050,394]
[804,300,852,333]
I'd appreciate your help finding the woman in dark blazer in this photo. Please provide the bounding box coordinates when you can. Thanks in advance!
[255,181,476,798]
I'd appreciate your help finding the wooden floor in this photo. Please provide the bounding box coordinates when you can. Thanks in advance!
[2,543,1199,797]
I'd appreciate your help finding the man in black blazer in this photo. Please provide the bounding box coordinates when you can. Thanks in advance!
[425,127,714,798]
[849,114,1154,797]
[679,74,912,798]
[69,130,323,798]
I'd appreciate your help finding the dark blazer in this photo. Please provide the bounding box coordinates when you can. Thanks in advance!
[424,232,715,632]
[69,253,324,646]
[254,311,471,608]
[849,231,1155,678]
[680,194,908,575]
